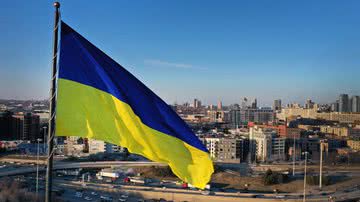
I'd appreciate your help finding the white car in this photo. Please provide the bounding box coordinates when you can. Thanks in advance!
[75,192,82,198]
[100,196,112,201]
[84,196,92,201]
[275,195,285,199]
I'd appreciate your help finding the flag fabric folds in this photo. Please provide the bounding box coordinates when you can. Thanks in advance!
[55,21,213,188]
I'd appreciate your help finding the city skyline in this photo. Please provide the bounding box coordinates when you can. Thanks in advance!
[1,1,360,105]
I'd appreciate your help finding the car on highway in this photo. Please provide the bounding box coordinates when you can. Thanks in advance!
[121,195,128,198]
[100,195,113,201]
[75,192,83,198]
[84,196,92,201]
[275,195,285,199]
[200,190,210,195]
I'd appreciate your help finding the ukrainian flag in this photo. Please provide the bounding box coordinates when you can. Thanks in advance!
[56,21,213,188]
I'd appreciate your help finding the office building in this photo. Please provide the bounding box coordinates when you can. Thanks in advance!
[305,99,315,109]
[208,110,229,123]
[65,136,85,156]
[88,139,126,154]
[217,101,222,110]
[351,96,360,112]
[0,111,13,140]
[273,99,282,111]
[331,101,339,112]
[229,109,241,128]
[201,137,244,163]
[23,113,40,141]
[339,94,349,112]
[193,99,201,108]
[229,108,274,127]
[251,98,257,109]
[249,127,285,162]
[0,112,41,141]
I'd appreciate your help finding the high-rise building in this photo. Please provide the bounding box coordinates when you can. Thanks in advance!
[249,127,273,162]
[230,109,241,128]
[251,98,257,109]
[339,94,349,112]
[273,99,282,111]
[201,137,244,163]
[5,113,43,142]
[249,126,285,162]
[0,111,13,140]
[351,96,360,112]
[305,99,315,109]
[208,110,229,123]
[229,108,274,128]
[193,98,201,108]
[331,101,339,112]
[23,113,40,141]
[217,101,222,110]
[11,115,23,140]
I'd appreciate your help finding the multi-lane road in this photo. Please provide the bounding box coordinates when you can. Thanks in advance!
[0,161,165,177]
[1,159,360,201]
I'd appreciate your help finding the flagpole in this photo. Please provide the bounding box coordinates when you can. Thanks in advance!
[46,2,60,202]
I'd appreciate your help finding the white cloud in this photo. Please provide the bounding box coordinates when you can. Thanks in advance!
[144,59,207,70]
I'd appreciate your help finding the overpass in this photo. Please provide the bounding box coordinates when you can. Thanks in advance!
[0,161,165,177]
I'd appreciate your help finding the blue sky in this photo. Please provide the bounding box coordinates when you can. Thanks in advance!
[1,0,360,106]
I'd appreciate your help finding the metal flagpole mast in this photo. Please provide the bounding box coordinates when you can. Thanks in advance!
[46,2,60,202]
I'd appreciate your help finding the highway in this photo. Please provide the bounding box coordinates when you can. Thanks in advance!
[0,161,165,177]
[54,178,360,202]
[2,160,359,201]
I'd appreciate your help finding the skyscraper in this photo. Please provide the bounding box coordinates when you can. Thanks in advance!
[251,98,257,109]
[217,101,222,110]
[23,113,40,141]
[0,111,13,140]
[331,101,339,112]
[339,94,349,112]
[273,99,282,111]
[193,98,201,108]
[351,96,360,112]
[305,99,315,109]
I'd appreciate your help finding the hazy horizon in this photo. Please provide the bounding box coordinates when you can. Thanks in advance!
[1,0,360,106]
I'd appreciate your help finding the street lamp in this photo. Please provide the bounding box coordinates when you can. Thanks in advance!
[43,126,47,152]
[319,140,325,190]
[36,138,42,198]
[302,151,309,202]
[293,133,296,176]
[244,183,249,192]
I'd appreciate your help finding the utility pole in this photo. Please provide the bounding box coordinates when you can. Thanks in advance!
[319,141,323,190]
[36,138,41,199]
[293,133,296,176]
[43,126,47,152]
[45,2,60,202]
[303,151,308,202]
